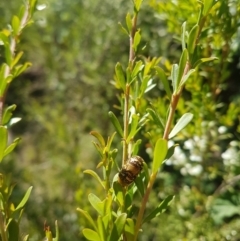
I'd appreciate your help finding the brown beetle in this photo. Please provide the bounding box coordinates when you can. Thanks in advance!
[118,156,144,187]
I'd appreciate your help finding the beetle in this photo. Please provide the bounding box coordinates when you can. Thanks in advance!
[118,156,144,187]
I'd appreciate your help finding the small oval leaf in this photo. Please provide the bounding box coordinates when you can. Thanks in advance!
[152,138,168,173]
[82,228,101,241]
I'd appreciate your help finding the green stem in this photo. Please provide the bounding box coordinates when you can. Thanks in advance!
[133,172,157,241]
[134,61,191,240]
[122,85,130,165]
[0,212,7,241]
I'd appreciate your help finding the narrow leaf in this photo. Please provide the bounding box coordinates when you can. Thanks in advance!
[0,126,8,162]
[15,186,33,211]
[115,62,126,90]
[203,0,214,15]
[152,138,168,173]
[90,131,105,148]
[171,64,179,93]
[11,51,23,68]
[77,208,98,231]
[108,111,123,137]
[126,13,132,33]
[126,114,140,143]
[188,24,199,54]
[176,48,188,89]
[181,22,187,50]
[12,15,20,36]
[143,195,175,223]
[82,229,101,241]
[3,138,20,157]
[131,60,144,78]
[83,170,105,189]
[155,66,172,99]
[147,108,164,129]
[178,69,196,90]
[8,220,19,241]
[134,0,143,12]
[2,104,17,125]
[133,30,141,52]
[193,57,218,68]
[169,113,194,139]
[109,213,127,241]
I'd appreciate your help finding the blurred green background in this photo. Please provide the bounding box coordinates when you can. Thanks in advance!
[1,0,240,240]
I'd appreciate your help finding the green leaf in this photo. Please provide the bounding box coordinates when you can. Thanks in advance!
[193,57,218,68]
[88,193,105,216]
[169,113,194,139]
[3,138,20,157]
[155,66,172,99]
[147,108,164,129]
[23,235,29,241]
[92,142,103,158]
[12,15,20,36]
[97,216,107,241]
[13,62,32,78]
[132,139,142,156]
[0,32,9,46]
[126,114,141,143]
[143,195,175,223]
[134,0,143,12]
[11,51,23,68]
[165,144,178,161]
[105,132,116,153]
[171,64,179,93]
[14,186,33,212]
[90,131,105,148]
[134,172,145,197]
[181,22,187,50]
[152,138,168,173]
[102,214,111,235]
[124,218,135,241]
[139,75,150,96]
[109,213,127,241]
[0,126,8,162]
[83,170,105,189]
[113,181,125,207]
[82,229,101,241]
[108,111,123,137]
[115,62,126,91]
[8,219,19,241]
[5,43,12,66]
[2,104,17,125]
[126,13,132,33]
[77,208,98,231]
[188,24,199,54]
[176,48,188,89]
[131,60,144,78]
[53,220,59,241]
[178,69,196,90]
[203,0,214,16]
[118,22,129,36]
[133,30,141,52]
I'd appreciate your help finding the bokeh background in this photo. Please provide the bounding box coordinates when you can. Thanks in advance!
[1,0,240,240]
